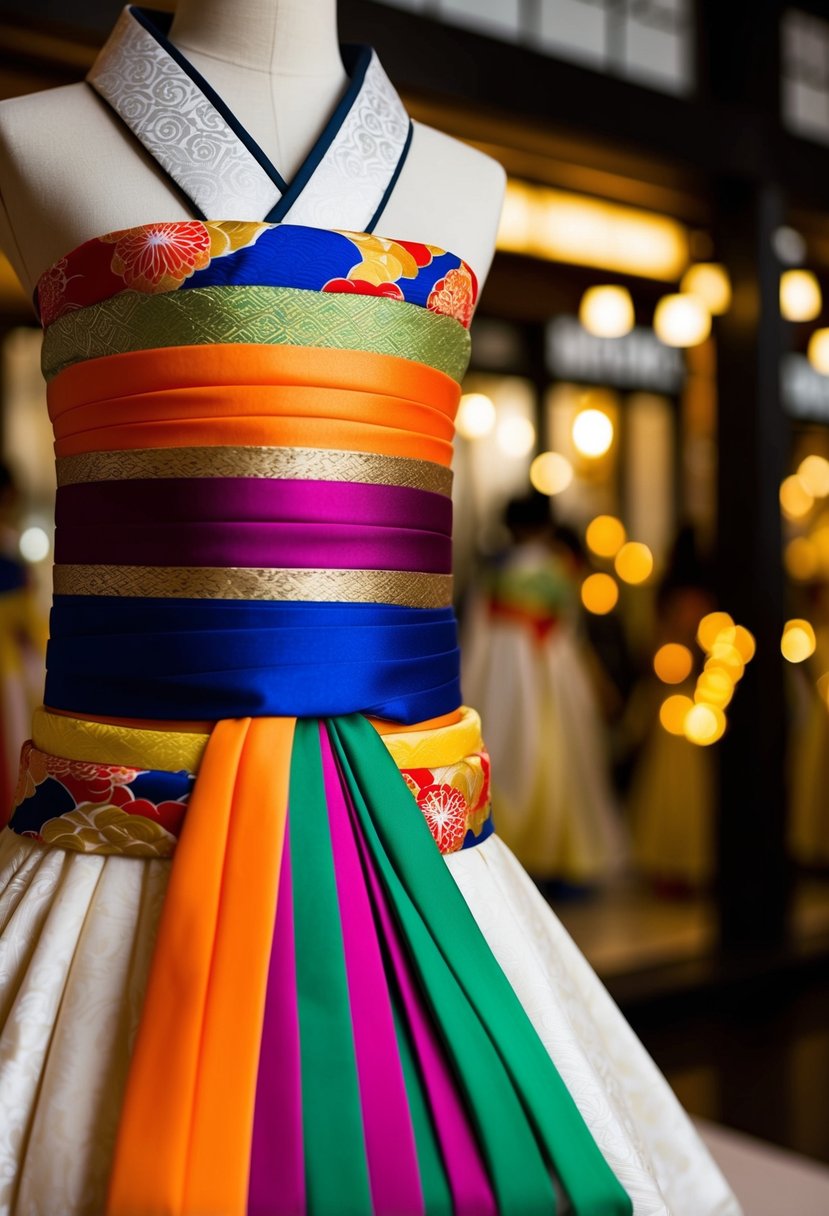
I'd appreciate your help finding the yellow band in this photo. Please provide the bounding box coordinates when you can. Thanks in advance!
[33,705,483,774]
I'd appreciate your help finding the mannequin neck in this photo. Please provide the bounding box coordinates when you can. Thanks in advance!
[168,0,343,76]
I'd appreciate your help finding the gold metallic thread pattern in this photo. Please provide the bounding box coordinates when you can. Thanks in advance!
[42,285,471,382]
[53,564,453,607]
[56,445,453,496]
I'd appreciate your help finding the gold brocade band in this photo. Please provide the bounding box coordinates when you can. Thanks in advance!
[53,563,453,607]
[41,284,472,383]
[56,444,453,496]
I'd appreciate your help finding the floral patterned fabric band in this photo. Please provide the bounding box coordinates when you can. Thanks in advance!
[6,709,492,858]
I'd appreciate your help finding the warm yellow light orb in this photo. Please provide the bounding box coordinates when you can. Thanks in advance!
[680,263,732,315]
[585,514,626,559]
[683,702,726,746]
[653,293,711,347]
[780,269,822,322]
[660,694,694,736]
[456,392,496,439]
[653,643,694,684]
[782,619,817,663]
[496,415,536,458]
[797,454,829,498]
[572,408,614,458]
[578,285,635,338]
[695,668,735,709]
[614,541,654,585]
[785,536,820,581]
[779,475,814,520]
[732,625,757,663]
[808,329,829,375]
[530,451,573,495]
[697,611,735,653]
[581,572,619,615]
[707,643,746,682]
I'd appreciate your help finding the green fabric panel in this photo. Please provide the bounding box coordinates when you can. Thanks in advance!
[328,718,557,1216]
[289,719,372,1215]
[390,979,453,1216]
[42,284,471,382]
[330,714,634,1216]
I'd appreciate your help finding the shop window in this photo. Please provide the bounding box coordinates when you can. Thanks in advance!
[782,8,829,145]
[378,0,695,95]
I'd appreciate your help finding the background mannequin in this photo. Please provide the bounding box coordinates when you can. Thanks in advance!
[0,0,505,297]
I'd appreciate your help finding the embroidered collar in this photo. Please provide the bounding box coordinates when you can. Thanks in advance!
[87,6,412,231]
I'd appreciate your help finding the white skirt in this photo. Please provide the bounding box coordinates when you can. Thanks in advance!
[0,827,740,1216]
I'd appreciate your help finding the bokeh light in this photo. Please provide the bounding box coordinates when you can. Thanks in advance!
[707,642,745,682]
[780,269,822,321]
[681,263,732,315]
[19,526,50,563]
[578,285,635,338]
[732,625,757,663]
[785,536,819,581]
[660,694,694,736]
[808,328,829,375]
[781,619,817,663]
[496,415,536,458]
[530,451,573,495]
[683,703,726,746]
[581,572,619,615]
[797,454,829,498]
[614,541,654,585]
[653,293,711,347]
[653,643,694,684]
[697,611,735,653]
[779,474,814,520]
[585,515,626,559]
[572,408,614,458]
[456,392,496,439]
[695,668,735,709]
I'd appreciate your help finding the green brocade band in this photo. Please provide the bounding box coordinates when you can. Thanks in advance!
[53,564,453,607]
[41,284,472,382]
[56,445,453,497]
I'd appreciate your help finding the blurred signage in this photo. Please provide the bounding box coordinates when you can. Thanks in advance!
[782,354,829,422]
[546,316,684,392]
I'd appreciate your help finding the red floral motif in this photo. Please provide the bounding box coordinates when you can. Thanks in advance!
[401,767,434,791]
[105,222,212,292]
[36,257,77,327]
[322,277,404,301]
[395,241,434,268]
[127,798,188,837]
[426,265,478,328]
[416,782,468,854]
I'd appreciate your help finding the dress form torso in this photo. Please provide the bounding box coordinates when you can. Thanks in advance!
[0,0,505,297]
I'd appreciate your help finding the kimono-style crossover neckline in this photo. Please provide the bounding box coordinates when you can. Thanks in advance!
[87,5,413,231]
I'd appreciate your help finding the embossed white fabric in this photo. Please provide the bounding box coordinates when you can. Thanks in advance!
[447,835,743,1216]
[87,11,410,234]
[88,9,282,221]
[0,831,168,1216]
[283,53,410,231]
[0,826,741,1215]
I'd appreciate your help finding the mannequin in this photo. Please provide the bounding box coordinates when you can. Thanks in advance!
[0,0,505,297]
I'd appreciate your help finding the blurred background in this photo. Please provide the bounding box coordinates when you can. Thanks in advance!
[3,0,829,1203]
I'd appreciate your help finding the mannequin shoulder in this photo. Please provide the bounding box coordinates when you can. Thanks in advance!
[0,83,187,291]
[377,121,506,285]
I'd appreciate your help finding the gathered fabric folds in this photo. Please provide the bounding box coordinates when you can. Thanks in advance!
[102,713,629,1216]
